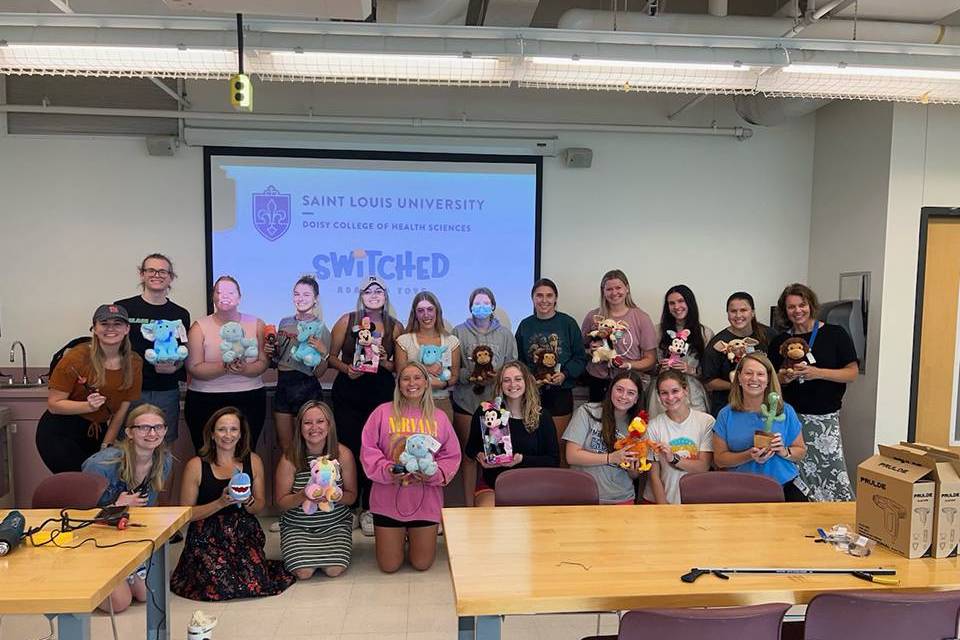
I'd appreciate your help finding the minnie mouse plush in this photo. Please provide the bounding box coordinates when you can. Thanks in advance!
[664,329,691,367]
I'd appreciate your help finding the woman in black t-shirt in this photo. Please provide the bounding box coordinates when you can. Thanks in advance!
[769,283,858,502]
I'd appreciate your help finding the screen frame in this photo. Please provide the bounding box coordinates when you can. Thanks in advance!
[203,145,543,315]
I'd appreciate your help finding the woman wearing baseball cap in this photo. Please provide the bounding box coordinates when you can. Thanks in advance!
[36,303,143,472]
[327,275,403,536]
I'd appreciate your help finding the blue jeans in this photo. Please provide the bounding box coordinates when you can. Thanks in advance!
[138,388,182,442]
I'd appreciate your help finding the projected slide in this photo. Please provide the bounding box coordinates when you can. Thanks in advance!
[207,151,540,329]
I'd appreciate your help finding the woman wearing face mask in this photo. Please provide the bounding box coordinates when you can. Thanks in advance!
[643,371,714,505]
[768,283,858,502]
[580,270,658,402]
[327,275,403,537]
[82,404,173,613]
[516,278,587,462]
[185,276,269,453]
[360,362,461,573]
[650,284,713,417]
[465,361,558,507]
[395,291,461,419]
[702,292,776,417]
[37,304,143,472]
[563,371,645,504]
[273,275,330,454]
[712,353,808,502]
[451,288,518,505]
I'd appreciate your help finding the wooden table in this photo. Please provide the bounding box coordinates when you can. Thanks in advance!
[0,507,191,640]
[443,502,960,639]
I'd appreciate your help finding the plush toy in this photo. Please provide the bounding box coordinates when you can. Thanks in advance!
[398,433,441,476]
[588,315,628,366]
[530,345,560,385]
[228,470,251,505]
[220,322,258,363]
[351,316,382,373]
[291,319,326,367]
[754,391,786,449]
[712,337,760,365]
[664,329,692,367]
[141,319,188,365]
[263,323,279,365]
[779,336,811,370]
[468,345,497,393]
[302,456,343,515]
[479,397,513,465]
[419,344,451,382]
[613,410,652,472]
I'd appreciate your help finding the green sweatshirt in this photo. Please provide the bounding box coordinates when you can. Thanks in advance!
[515,312,587,389]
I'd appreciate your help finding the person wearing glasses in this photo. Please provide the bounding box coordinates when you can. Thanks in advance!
[37,303,143,472]
[81,403,173,613]
[116,253,191,443]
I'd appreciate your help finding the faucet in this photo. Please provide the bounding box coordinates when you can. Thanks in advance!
[9,341,27,384]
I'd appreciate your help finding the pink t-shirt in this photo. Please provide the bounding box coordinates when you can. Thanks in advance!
[188,313,264,393]
[580,306,658,379]
[360,402,461,523]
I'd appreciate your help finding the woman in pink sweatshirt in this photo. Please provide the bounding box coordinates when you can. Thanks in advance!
[361,361,461,573]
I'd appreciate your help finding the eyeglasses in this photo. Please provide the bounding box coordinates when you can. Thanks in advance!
[131,423,167,434]
[363,287,385,296]
[141,268,171,277]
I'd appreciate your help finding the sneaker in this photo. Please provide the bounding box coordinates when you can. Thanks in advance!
[269,521,281,533]
[187,610,217,639]
[360,510,375,537]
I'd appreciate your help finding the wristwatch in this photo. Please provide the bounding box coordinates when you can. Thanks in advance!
[670,453,681,466]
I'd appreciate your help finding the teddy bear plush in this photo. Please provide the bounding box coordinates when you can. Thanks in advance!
[141,319,188,365]
[419,344,451,382]
[291,319,326,368]
[664,328,692,367]
[398,433,441,476]
[220,321,258,363]
[613,410,652,472]
[468,345,497,392]
[779,336,811,370]
[302,456,343,515]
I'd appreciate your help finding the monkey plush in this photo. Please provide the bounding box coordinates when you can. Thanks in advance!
[468,345,497,393]
[531,347,559,385]
[779,337,811,371]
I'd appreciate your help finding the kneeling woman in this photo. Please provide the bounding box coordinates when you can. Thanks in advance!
[275,401,357,579]
[712,353,808,502]
[82,403,172,613]
[465,361,558,506]
[563,370,644,504]
[171,407,295,600]
[361,362,461,573]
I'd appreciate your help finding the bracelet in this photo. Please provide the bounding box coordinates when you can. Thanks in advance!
[606,452,610,465]
[626,363,632,370]
[783,446,791,459]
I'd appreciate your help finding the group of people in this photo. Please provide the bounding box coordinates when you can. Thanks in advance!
[36,254,859,608]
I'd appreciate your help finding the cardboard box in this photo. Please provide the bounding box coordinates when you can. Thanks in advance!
[857,446,935,558]
[896,442,960,558]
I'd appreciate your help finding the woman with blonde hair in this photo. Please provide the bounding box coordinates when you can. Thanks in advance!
[360,362,461,573]
[38,304,143,472]
[465,361,558,507]
[712,353,808,502]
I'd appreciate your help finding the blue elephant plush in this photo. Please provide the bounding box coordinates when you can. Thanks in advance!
[291,319,326,368]
[398,433,441,476]
[419,344,451,382]
[220,322,258,363]
[141,319,188,365]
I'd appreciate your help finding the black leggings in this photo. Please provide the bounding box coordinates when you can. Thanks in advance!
[184,388,267,454]
[36,411,103,473]
[332,369,395,511]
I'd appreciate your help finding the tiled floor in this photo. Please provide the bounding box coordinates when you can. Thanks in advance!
[0,518,622,640]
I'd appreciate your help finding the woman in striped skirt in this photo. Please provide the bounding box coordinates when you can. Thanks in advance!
[275,400,357,579]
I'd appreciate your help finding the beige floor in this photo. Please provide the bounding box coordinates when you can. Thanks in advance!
[0,518,622,640]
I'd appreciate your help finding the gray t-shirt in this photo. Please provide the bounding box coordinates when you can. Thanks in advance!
[276,314,331,376]
[562,402,635,504]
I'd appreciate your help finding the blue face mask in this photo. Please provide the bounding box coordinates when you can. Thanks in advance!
[471,303,494,319]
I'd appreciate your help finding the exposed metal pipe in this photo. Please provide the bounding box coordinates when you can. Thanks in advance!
[667,94,707,120]
[47,0,73,14]
[813,0,857,20]
[0,103,753,139]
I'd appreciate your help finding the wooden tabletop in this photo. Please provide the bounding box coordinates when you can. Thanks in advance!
[0,507,190,614]
[442,502,960,617]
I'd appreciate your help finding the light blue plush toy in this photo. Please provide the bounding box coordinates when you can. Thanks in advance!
[141,319,188,365]
[419,344,451,382]
[220,321,258,363]
[228,470,251,506]
[398,434,441,476]
[291,319,326,367]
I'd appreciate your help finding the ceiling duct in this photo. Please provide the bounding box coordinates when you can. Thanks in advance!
[733,95,831,126]
[162,0,373,20]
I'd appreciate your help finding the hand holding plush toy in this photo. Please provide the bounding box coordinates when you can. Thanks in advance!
[588,315,628,366]
[712,337,760,365]
[291,319,326,367]
[228,470,252,507]
[779,337,810,370]
[468,345,497,392]
[664,329,691,368]
[141,319,188,365]
[613,410,652,472]
[220,321,258,363]
[419,344,451,382]
[302,456,343,515]
[398,434,441,476]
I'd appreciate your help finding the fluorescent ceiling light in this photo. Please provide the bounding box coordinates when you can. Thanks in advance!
[783,63,960,80]
[528,56,752,71]
[0,43,236,78]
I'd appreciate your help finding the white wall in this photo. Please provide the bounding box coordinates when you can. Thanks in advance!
[0,83,814,366]
[807,100,893,475]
